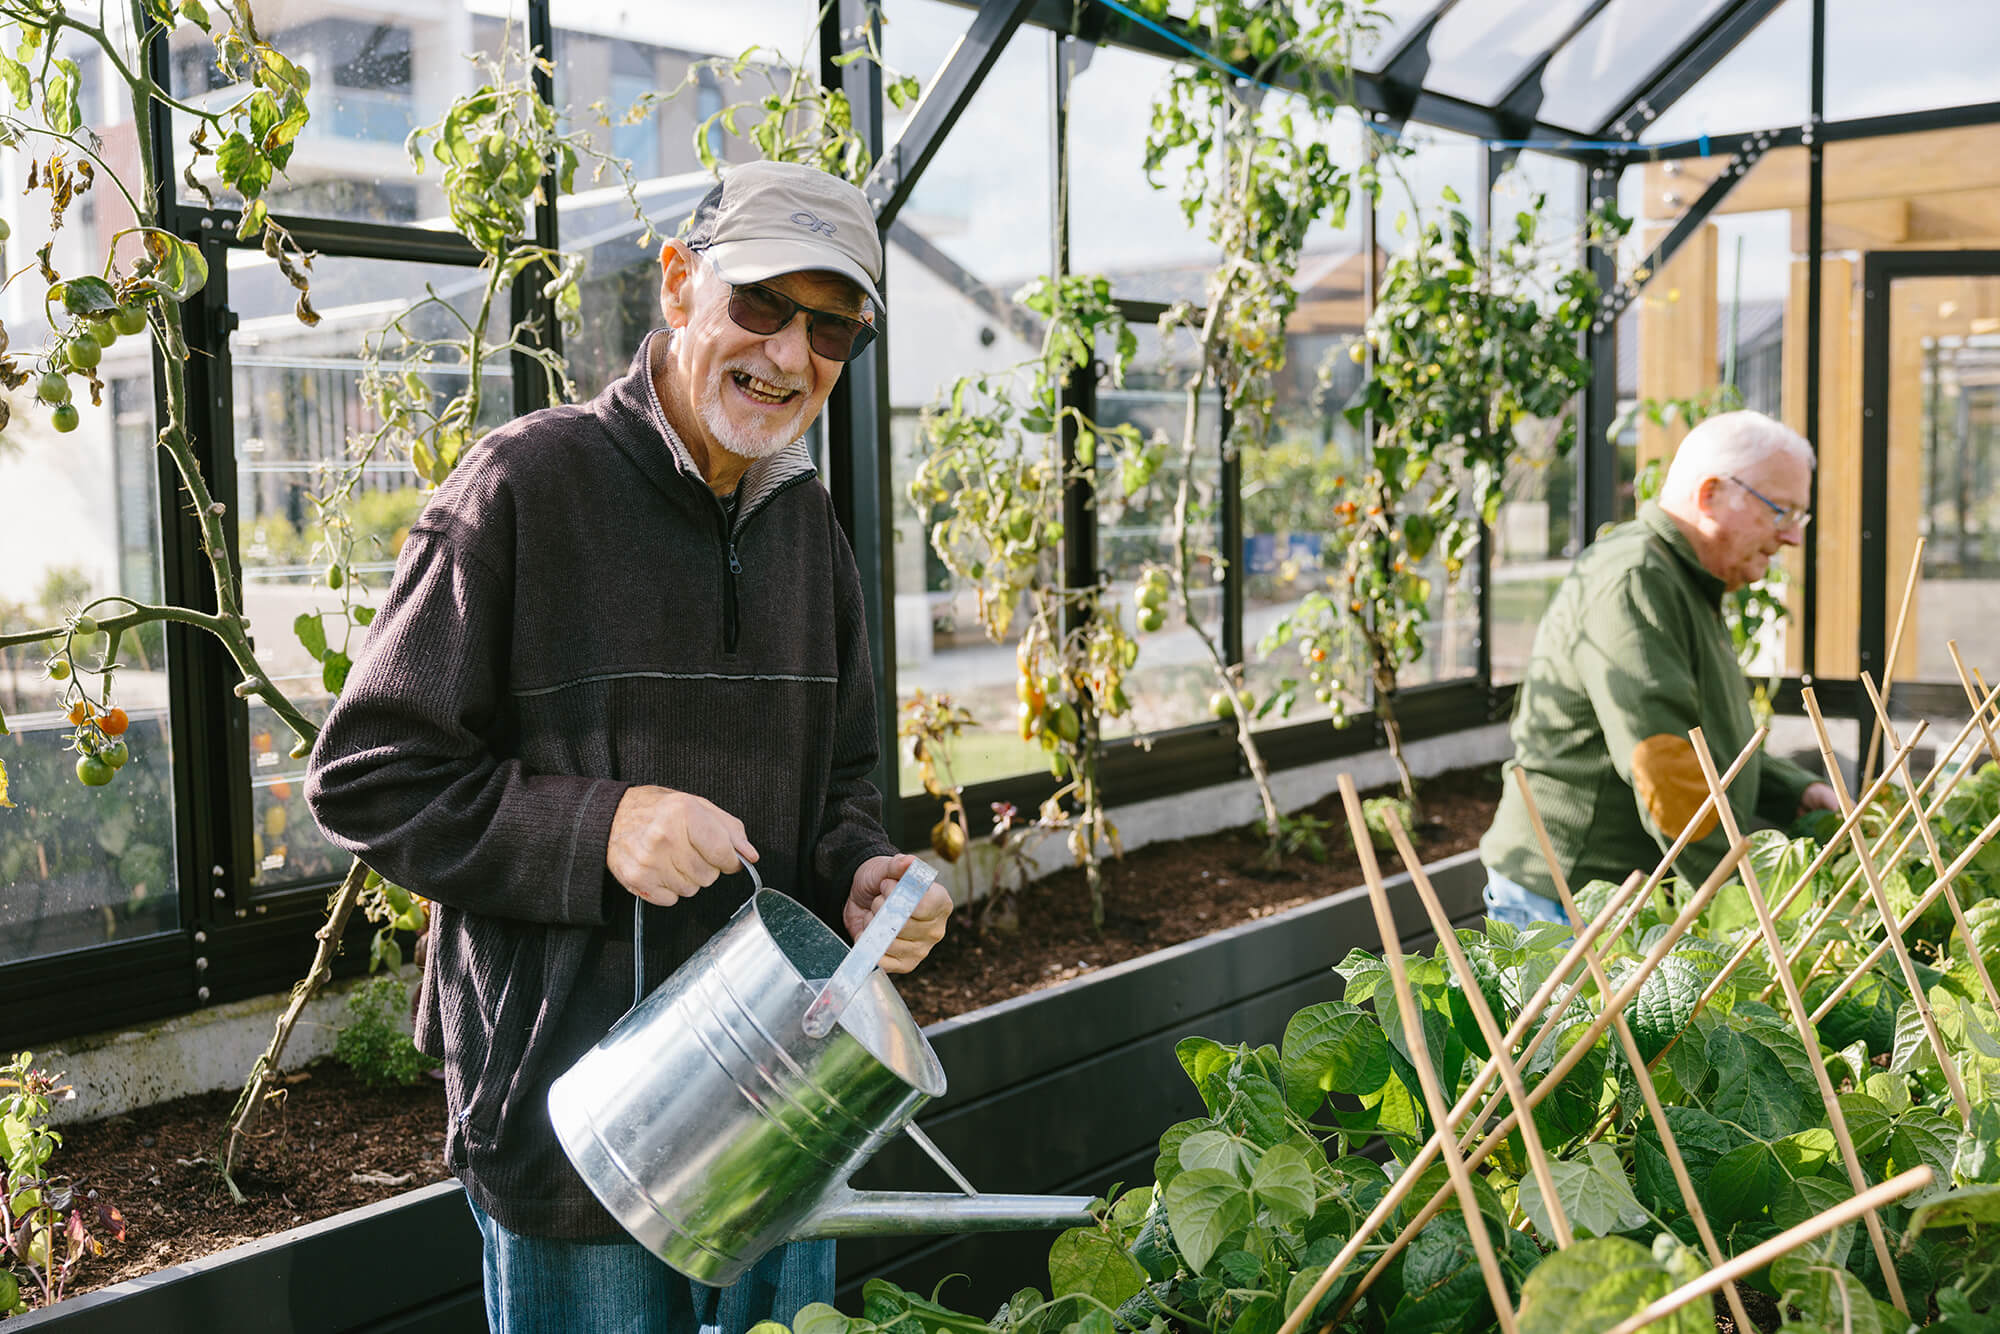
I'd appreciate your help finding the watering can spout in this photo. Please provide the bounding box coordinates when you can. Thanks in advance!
[792,1186,1098,1240]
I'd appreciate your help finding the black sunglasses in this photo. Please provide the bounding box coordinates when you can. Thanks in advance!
[698,251,878,363]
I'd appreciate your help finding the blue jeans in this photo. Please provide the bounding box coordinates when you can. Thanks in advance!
[1482,866,1569,929]
[467,1193,836,1334]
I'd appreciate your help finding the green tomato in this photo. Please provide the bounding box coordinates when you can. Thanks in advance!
[73,614,98,636]
[36,371,71,405]
[1136,582,1167,611]
[46,657,71,681]
[1137,607,1165,633]
[51,402,80,433]
[66,332,102,369]
[85,315,117,347]
[0,217,10,242]
[111,304,148,337]
[76,753,116,787]
[325,563,345,590]
[101,739,130,769]
[1208,690,1235,719]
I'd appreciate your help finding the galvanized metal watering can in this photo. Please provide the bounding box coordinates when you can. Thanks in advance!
[548,861,1096,1286]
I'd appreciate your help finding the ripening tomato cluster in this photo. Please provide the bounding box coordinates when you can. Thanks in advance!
[64,696,132,787]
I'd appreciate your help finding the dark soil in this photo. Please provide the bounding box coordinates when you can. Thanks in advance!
[38,765,1500,1305]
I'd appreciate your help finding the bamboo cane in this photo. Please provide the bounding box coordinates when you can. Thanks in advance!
[1862,671,2000,1018]
[1801,689,1973,1123]
[1807,799,2000,1023]
[1272,868,1657,1334]
[1862,535,1926,785]
[1326,840,1752,1330]
[1644,720,1934,1071]
[1337,776,1521,1334]
[1383,811,1574,1250]
[1782,689,2000,1001]
[1949,641,2000,769]
[1508,769,1755,1334]
[1598,1166,1934,1334]
[1687,728,1911,1312]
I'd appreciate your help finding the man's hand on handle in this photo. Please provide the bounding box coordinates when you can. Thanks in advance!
[608,786,758,906]
[844,853,952,974]
[1796,782,1839,819]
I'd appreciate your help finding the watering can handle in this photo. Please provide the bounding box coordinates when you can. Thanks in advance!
[632,857,764,1010]
[801,861,937,1039]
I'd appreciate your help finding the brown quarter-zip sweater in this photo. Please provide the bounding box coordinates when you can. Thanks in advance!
[1481,501,1817,900]
[305,331,896,1237]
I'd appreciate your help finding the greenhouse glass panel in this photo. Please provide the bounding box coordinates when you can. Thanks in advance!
[229,252,513,893]
[1097,373,1224,740]
[1489,154,1584,685]
[553,2,817,400]
[1887,277,2000,686]
[1241,103,1368,731]
[1421,0,1602,108]
[1534,0,1733,135]
[165,0,533,228]
[1643,0,1807,144]
[1352,0,1452,72]
[0,40,178,963]
[1827,0,2000,120]
[886,6,1054,793]
[1068,43,1216,284]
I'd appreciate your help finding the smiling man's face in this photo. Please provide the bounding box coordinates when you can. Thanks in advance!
[659,243,860,468]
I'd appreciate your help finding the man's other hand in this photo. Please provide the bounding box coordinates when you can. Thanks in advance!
[844,853,951,974]
[1797,782,1839,818]
[608,786,758,906]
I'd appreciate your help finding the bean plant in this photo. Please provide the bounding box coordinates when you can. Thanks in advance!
[757,758,2000,1334]
[0,1053,123,1314]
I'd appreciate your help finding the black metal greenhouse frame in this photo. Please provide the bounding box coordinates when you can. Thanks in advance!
[7,0,1999,1047]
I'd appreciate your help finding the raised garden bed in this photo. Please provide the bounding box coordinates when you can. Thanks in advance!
[10,792,1495,1329]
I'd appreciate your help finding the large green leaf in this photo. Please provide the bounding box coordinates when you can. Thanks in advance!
[1385,1214,1495,1334]
[1836,1092,1896,1159]
[1633,1104,1741,1219]
[1772,1175,1857,1268]
[1908,1182,2000,1238]
[1517,1142,1650,1240]
[1628,951,1707,1063]
[1153,1119,1208,1192]
[1162,1168,1254,1275]
[1889,1107,1959,1184]
[1180,1130,1256,1180]
[1705,1007,1816,1140]
[1281,1002,1391,1112]
[1768,1257,1893,1334]
[1517,1235,1710,1334]
[1709,1141,1784,1227]
[1249,1142,1317,1224]
[1955,1101,2000,1185]
[1047,1228,1147,1309]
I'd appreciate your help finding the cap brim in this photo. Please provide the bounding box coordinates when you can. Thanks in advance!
[703,238,884,316]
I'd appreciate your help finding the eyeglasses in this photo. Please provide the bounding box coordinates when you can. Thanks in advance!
[1728,475,1811,529]
[698,250,877,363]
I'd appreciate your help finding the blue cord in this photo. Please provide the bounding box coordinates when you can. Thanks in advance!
[1082,0,1728,158]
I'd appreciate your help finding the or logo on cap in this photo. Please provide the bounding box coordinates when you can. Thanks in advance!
[790,210,838,237]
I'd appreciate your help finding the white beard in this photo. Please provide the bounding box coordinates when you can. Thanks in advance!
[697,364,807,460]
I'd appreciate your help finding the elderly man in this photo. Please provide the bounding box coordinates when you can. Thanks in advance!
[306,160,951,1334]
[1479,410,1838,926]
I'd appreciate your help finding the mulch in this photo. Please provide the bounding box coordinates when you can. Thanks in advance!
[37,764,1500,1304]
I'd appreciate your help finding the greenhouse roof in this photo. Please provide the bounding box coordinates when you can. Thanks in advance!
[956,0,1797,158]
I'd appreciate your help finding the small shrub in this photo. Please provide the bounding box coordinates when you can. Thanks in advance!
[1361,795,1415,852]
[332,978,436,1088]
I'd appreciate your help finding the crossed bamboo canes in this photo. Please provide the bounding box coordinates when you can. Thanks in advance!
[1687,726,1912,1309]
[1271,781,1757,1334]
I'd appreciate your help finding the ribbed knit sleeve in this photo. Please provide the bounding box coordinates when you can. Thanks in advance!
[809,520,897,918]
[305,529,630,926]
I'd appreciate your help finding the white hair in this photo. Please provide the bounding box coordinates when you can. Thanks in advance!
[1659,410,1815,505]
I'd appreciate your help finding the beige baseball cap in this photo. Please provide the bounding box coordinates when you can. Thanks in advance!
[682,160,885,314]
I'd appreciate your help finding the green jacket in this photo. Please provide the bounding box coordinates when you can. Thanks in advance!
[1481,501,1817,900]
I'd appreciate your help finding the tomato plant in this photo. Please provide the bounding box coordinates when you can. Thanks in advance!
[911,273,1148,928]
[1261,170,1626,808]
